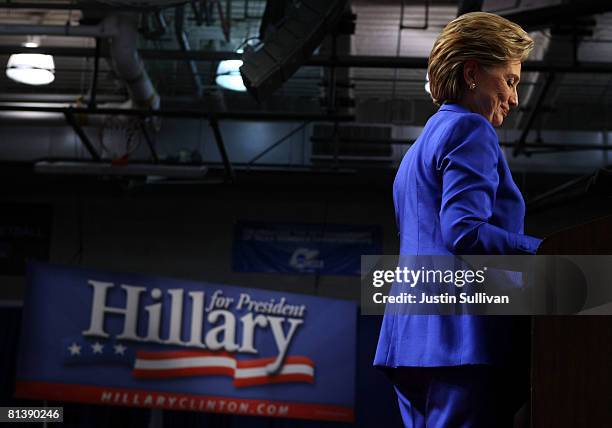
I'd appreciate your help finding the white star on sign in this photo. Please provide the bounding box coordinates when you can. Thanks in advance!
[91,342,104,354]
[114,344,127,355]
[68,342,81,356]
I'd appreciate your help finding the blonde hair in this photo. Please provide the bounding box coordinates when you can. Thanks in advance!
[428,12,534,106]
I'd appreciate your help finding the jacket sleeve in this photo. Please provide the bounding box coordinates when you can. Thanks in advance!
[437,114,542,255]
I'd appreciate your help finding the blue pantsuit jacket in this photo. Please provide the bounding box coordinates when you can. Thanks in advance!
[374,103,542,368]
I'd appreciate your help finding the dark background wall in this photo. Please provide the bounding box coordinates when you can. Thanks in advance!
[0,170,399,300]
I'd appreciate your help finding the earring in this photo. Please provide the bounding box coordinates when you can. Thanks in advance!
[469,82,476,90]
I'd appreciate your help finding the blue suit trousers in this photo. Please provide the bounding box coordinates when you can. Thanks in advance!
[389,365,528,428]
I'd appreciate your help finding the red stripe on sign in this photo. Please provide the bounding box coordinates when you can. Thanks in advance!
[233,374,315,388]
[133,366,235,379]
[131,352,315,386]
[237,356,314,368]
[14,381,354,423]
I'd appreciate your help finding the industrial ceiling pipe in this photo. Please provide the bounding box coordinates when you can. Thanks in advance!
[107,13,160,110]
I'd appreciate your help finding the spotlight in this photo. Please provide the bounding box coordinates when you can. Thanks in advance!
[240,0,348,102]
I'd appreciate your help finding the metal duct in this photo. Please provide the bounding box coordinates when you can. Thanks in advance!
[107,13,160,110]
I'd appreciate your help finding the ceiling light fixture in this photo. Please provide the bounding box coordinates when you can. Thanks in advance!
[22,35,41,49]
[216,58,247,92]
[216,48,246,92]
[6,53,55,86]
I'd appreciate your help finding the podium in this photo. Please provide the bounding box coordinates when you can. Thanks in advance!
[532,215,612,427]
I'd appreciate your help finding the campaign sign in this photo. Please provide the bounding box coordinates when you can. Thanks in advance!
[233,222,382,276]
[16,262,357,422]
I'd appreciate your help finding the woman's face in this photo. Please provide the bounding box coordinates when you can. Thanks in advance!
[463,61,521,127]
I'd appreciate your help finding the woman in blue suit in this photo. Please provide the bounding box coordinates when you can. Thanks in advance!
[374,12,542,428]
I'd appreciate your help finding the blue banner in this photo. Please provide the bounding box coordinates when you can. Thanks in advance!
[233,222,382,276]
[16,262,357,422]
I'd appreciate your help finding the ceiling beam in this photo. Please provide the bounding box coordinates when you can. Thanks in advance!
[0,105,354,122]
[0,2,164,12]
[1,46,611,73]
[498,0,612,31]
